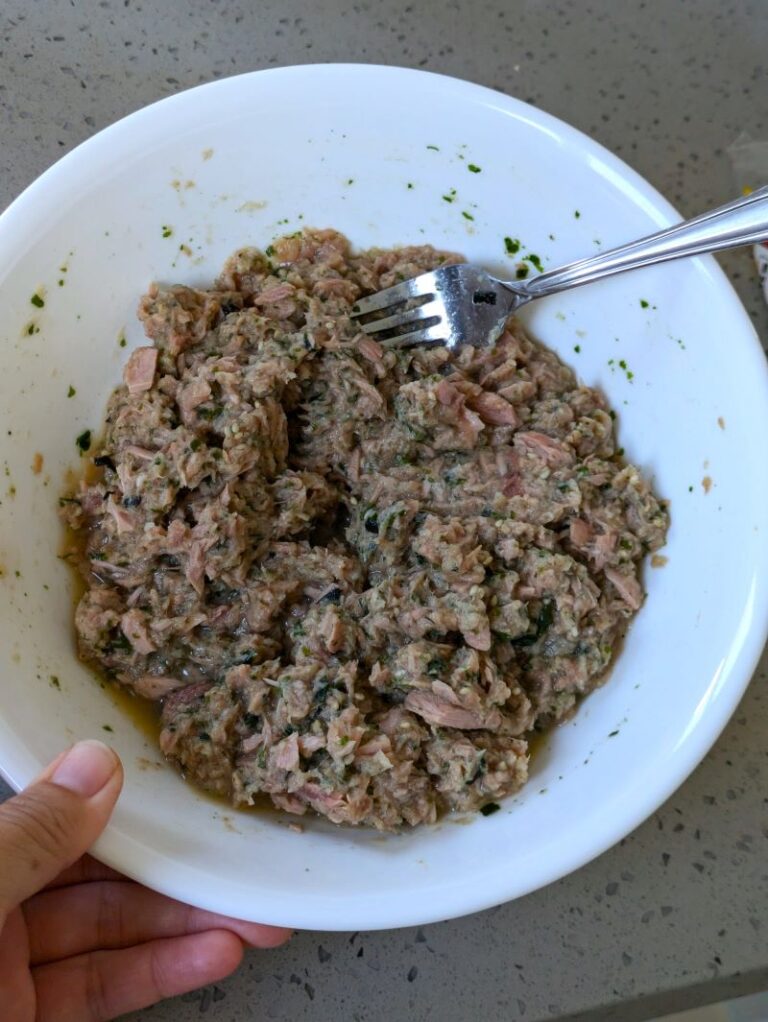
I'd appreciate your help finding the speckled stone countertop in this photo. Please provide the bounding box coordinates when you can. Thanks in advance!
[1,2,767,1020]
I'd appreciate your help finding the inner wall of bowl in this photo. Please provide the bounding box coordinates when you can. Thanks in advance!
[0,68,765,927]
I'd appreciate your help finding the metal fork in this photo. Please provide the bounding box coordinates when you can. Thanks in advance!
[351,185,768,350]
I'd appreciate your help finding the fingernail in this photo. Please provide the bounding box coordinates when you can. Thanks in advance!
[51,740,119,798]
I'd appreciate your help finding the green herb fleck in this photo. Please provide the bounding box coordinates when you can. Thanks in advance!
[265,244,275,256]
[67,385,76,398]
[574,344,581,353]
[515,265,529,280]
[462,211,474,221]
[512,599,555,647]
[608,729,619,737]
[30,293,45,308]
[161,225,173,238]
[58,279,65,287]
[407,182,414,190]
[504,237,521,255]
[442,189,457,203]
[75,429,92,453]
[525,254,544,273]
[346,178,354,185]
[688,485,694,493]
[50,675,61,690]
[467,163,481,173]
[118,333,127,348]
[103,724,114,733]
[574,210,581,219]
[480,802,501,817]
[640,299,649,309]
[426,144,440,151]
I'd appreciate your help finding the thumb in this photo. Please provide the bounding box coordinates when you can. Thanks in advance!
[0,740,123,920]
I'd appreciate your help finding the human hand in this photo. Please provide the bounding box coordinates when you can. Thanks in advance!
[0,740,291,1021]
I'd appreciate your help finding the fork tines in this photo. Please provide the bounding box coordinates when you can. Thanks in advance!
[351,271,438,316]
[350,272,445,345]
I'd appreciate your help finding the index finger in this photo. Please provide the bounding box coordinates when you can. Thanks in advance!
[33,930,246,1022]
[44,855,125,892]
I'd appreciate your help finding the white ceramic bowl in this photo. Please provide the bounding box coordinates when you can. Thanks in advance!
[1,65,767,931]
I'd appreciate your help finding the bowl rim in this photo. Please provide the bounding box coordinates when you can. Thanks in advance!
[1,62,767,930]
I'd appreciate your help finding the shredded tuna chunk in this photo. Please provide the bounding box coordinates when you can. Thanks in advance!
[604,566,644,610]
[358,336,384,362]
[132,674,185,699]
[123,346,158,394]
[468,390,520,427]
[62,228,668,830]
[515,430,574,467]
[405,690,502,731]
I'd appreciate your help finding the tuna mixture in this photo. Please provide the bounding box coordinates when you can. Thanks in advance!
[62,228,668,829]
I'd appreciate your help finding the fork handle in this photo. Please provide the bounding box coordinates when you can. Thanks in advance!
[512,185,768,300]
